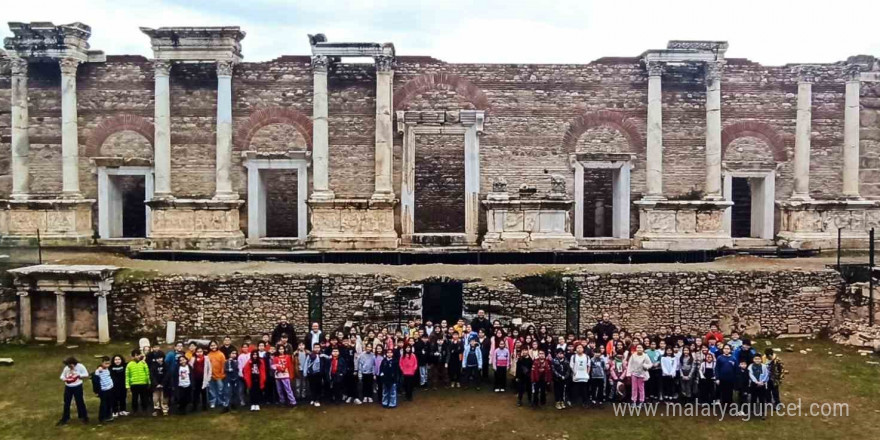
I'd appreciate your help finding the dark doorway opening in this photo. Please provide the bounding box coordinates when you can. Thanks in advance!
[414,134,465,233]
[731,177,752,238]
[421,282,463,325]
[582,169,613,237]
[119,175,146,238]
[264,169,299,238]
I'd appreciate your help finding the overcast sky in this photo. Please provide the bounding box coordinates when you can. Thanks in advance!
[3,0,878,65]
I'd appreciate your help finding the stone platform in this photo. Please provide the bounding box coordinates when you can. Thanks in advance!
[146,198,245,250]
[0,199,94,246]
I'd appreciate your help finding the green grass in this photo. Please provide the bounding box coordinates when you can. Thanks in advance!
[0,339,878,440]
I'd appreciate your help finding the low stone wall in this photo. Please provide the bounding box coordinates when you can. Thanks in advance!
[106,267,844,341]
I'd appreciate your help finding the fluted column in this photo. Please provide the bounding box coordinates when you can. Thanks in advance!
[843,65,861,199]
[792,68,814,200]
[372,55,395,201]
[214,60,236,200]
[10,58,30,200]
[645,61,664,199]
[153,60,173,198]
[704,61,723,200]
[60,58,82,198]
[310,55,334,200]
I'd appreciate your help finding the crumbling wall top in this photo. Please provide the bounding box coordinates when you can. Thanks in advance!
[140,26,245,62]
[4,21,105,62]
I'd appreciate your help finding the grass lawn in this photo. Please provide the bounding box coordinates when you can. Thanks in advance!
[0,338,878,440]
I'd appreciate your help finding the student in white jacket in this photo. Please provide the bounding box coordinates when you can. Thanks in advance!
[569,344,591,407]
[626,344,653,404]
[659,347,680,401]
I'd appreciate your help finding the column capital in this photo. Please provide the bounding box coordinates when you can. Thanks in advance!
[216,60,234,77]
[796,65,817,84]
[153,59,172,77]
[845,64,863,82]
[375,55,394,72]
[54,289,66,297]
[704,61,724,84]
[59,57,81,76]
[646,61,664,77]
[15,288,30,298]
[311,55,330,73]
[10,57,28,76]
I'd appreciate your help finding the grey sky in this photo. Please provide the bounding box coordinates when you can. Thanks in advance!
[3,0,878,65]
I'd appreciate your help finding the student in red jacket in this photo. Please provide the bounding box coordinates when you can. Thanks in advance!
[399,346,418,401]
[530,349,552,408]
[243,351,266,411]
[272,345,296,406]
[704,323,724,345]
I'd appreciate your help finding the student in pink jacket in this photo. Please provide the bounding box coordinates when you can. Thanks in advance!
[399,346,419,402]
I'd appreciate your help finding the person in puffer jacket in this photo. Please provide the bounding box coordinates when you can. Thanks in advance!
[589,351,607,405]
[551,349,571,410]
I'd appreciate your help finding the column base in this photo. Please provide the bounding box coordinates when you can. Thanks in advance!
[777,199,880,249]
[633,199,733,250]
[481,196,577,250]
[307,198,399,250]
[146,198,245,250]
[0,198,95,246]
[309,190,336,202]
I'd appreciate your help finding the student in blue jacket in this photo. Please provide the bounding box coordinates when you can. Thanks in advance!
[378,349,401,408]
[714,344,737,405]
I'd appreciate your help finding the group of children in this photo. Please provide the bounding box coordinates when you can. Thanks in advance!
[56,315,788,425]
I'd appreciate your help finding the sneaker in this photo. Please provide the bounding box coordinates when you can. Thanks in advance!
[111,412,118,418]
[314,402,321,407]
[152,411,158,417]
[345,397,353,404]
[516,401,522,407]
[501,389,505,392]
[254,405,260,411]
[119,411,129,416]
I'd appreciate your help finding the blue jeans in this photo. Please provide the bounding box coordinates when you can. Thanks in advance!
[224,376,241,407]
[419,365,428,386]
[208,379,228,408]
[382,382,397,408]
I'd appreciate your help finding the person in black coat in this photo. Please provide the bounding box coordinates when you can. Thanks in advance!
[272,317,297,346]
[446,334,464,388]
[592,313,617,348]
[378,349,401,408]
[322,347,348,404]
[515,348,533,406]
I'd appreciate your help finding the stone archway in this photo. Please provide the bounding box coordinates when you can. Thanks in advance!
[394,73,490,111]
[235,107,314,152]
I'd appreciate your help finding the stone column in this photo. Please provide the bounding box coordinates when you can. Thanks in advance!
[214,60,236,200]
[17,289,31,341]
[311,55,334,200]
[843,65,861,199]
[645,61,664,199]
[96,282,111,344]
[10,58,30,200]
[372,55,395,201]
[792,68,814,200]
[153,60,173,198]
[60,58,82,198]
[704,61,723,200]
[55,290,67,345]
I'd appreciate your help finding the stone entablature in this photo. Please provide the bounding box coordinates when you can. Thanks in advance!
[4,22,105,63]
[777,199,880,249]
[307,199,398,250]
[634,199,733,250]
[139,27,244,62]
[146,198,245,250]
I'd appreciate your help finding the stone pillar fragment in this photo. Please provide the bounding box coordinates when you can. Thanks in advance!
[645,61,664,199]
[96,291,110,344]
[214,60,236,200]
[704,61,723,200]
[153,60,173,198]
[17,289,31,341]
[10,58,30,200]
[60,58,82,198]
[843,65,861,198]
[55,290,66,345]
[310,55,334,200]
[372,55,395,201]
[792,68,814,200]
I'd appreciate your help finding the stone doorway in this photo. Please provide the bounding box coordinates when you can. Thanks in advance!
[243,151,309,245]
[97,164,154,239]
[722,170,775,241]
[421,282,463,325]
[572,153,634,242]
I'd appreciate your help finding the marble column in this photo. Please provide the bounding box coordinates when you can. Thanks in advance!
[372,55,395,201]
[311,55,334,200]
[704,61,723,200]
[153,60,173,198]
[55,290,66,345]
[10,58,30,200]
[17,289,31,341]
[645,61,664,199]
[59,58,82,198]
[843,65,861,199]
[214,60,236,200]
[96,291,110,344]
[792,68,814,200]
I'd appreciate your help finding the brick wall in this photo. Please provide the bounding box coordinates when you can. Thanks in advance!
[414,133,466,233]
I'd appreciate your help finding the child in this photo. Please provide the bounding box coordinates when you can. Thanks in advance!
[447,333,464,388]
[645,341,662,401]
[379,349,400,408]
[92,357,114,423]
[728,331,743,351]
[303,343,324,407]
[264,345,278,405]
[399,345,418,401]
[627,344,652,405]
[461,338,483,390]
[679,347,696,401]
[223,349,240,410]
[272,345,296,406]
[660,347,678,401]
[570,344,590,407]
[125,349,152,415]
[515,348,533,406]
[431,337,448,387]
[551,349,571,410]
[171,356,192,414]
[698,352,717,404]
[188,347,210,412]
[149,355,170,416]
[324,347,347,404]
[491,339,510,392]
[356,343,376,404]
[294,342,309,401]
[608,351,628,402]
[589,351,607,406]
[748,354,770,419]
[236,345,250,407]
[109,354,128,417]
[414,334,430,388]
[206,341,228,411]
[57,357,89,425]
[530,349,552,407]
[735,360,751,413]
[243,351,266,411]
[765,348,786,409]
